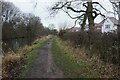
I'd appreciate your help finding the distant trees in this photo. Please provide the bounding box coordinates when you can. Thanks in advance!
[2,1,51,40]
[2,2,20,39]
[50,29,58,35]
[2,22,15,39]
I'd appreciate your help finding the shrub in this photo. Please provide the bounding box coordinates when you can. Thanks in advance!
[62,31,119,65]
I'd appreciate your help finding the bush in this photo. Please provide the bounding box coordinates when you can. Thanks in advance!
[61,31,119,65]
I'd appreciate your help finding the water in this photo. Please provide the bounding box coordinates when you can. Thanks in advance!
[2,37,36,54]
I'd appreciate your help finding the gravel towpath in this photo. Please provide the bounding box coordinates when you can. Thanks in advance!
[27,40,63,78]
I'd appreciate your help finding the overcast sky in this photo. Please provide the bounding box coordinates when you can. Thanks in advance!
[6,0,115,29]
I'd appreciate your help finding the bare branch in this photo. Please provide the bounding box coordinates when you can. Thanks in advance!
[67,6,86,13]
[50,0,108,31]
[92,2,107,12]
[93,2,115,14]
[62,9,84,19]
[83,2,88,8]
[52,2,69,10]
[92,8,105,19]
[73,18,79,27]
[110,1,119,14]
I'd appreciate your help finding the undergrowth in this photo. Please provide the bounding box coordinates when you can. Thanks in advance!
[2,35,52,78]
[52,37,119,78]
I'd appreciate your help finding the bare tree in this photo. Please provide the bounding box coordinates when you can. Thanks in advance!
[48,24,55,30]
[2,2,20,23]
[50,0,106,32]
[110,0,120,20]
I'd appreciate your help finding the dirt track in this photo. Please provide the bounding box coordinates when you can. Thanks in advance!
[27,40,64,78]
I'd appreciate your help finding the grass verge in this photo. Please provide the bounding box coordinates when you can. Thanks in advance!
[52,37,118,78]
[52,37,98,78]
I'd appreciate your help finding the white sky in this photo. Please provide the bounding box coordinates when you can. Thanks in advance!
[6,0,115,29]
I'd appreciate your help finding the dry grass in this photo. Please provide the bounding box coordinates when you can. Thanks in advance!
[2,53,24,77]
[2,44,33,78]
[2,35,51,78]
[57,38,119,78]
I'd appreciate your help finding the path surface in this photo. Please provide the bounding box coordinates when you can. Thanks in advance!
[27,40,64,78]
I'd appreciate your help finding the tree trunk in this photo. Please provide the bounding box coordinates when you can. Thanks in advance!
[87,0,95,51]
[81,14,87,31]
[87,1,95,32]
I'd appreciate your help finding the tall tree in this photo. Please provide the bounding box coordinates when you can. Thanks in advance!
[50,0,107,50]
[50,0,105,32]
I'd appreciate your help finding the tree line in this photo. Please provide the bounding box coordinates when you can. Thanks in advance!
[2,1,51,40]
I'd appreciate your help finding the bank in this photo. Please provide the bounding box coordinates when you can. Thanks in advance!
[52,37,118,78]
[2,35,52,78]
